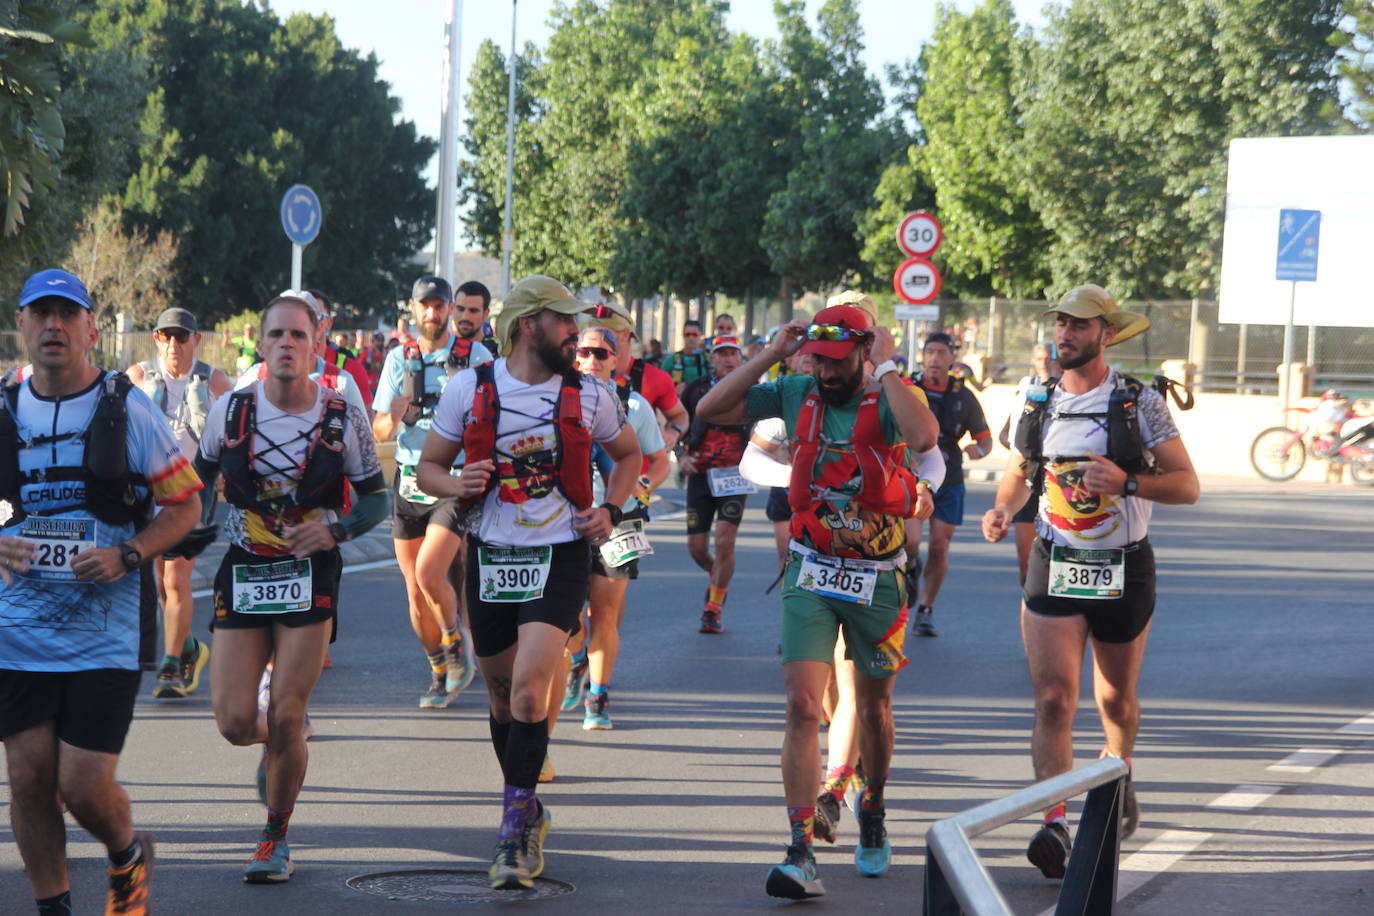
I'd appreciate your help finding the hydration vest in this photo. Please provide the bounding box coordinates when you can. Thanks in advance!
[614,358,646,406]
[669,350,706,384]
[219,387,350,515]
[444,337,476,376]
[913,372,969,445]
[137,358,213,442]
[460,361,594,510]
[1013,374,1149,474]
[787,386,922,521]
[0,371,152,527]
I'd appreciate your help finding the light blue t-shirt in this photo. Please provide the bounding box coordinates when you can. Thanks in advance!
[592,390,665,512]
[372,333,492,467]
[0,372,200,672]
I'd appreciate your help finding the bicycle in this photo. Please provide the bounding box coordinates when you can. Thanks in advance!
[1250,391,1374,483]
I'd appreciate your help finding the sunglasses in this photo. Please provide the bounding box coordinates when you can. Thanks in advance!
[806,324,867,342]
[155,329,191,342]
[577,346,612,360]
[683,330,702,337]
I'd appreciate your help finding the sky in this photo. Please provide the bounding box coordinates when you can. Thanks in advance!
[270,0,1045,248]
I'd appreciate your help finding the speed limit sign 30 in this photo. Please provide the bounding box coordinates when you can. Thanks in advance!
[897,211,942,258]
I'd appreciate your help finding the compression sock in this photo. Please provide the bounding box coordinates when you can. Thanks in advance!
[108,839,141,870]
[263,806,293,840]
[707,585,727,607]
[501,717,550,788]
[821,763,855,801]
[36,890,72,914]
[426,648,447,679]
[787,806,815,846]
[1045,802,1068,825]
[860,775,887,812]
[488,714,511,763]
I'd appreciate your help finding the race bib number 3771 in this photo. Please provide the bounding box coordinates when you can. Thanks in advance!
[478,545,552,603]
[1049,545,1124,600]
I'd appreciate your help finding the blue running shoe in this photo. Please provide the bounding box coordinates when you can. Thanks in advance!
[583,692,612,730]
[243,838,293,883]
[560,653,588,712]
[855,808,891,877]
[765,843,826,899]
[445,633,475,694]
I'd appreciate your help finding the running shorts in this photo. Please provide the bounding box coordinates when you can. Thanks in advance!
[685,472,747,534]
[1023,537,1156,643]
[466,536,590,657]
[0,667,141,754]
[779,552,909,679]
[765,486,792,523]
[211,544,342,641]
[932,480,965,526]
[392,468,467,540]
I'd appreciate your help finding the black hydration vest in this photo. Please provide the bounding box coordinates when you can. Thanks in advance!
[614,358,646,406]
[219,388,349,514]
[1013,374,1149,474]
[0,371,152,527]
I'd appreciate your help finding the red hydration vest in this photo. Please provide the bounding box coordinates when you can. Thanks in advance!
[787,388,922,551]
[460,362,594,509]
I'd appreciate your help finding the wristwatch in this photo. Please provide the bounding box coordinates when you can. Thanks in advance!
[118,542,142,571]
[599,502,624,527]
[328,521,350,544]
[872,359,899,381]
[1122,473,1139,497]
[668,423,685,436]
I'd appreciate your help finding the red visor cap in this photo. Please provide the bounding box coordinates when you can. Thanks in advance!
[797,304,873,359]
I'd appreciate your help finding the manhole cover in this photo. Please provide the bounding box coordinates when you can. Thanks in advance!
[347,870,575,904]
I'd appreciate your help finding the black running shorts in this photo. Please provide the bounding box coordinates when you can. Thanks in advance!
[765,486,793,523]
[1023,537,1156,643]
[0,667,141,754]
[211,544,342,642]
[685,473,747,535]
[392,469,467,540]
[466,536,591,658]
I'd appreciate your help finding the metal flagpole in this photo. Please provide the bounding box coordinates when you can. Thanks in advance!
[435,0,462,282]
[502,0,517,295]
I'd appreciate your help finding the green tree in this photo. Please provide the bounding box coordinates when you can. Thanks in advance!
[1333,0,1374,129]
[856,144,937,292]
[91,0,436,325]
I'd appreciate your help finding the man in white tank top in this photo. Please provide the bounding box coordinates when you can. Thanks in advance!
[127,308,232,698]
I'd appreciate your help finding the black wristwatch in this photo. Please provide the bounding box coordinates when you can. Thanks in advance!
[1122,473,1139,497]
[599,502,624,527]
[328,522,350,544]
[118,542,142,571]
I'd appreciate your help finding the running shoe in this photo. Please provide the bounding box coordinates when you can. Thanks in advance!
[1027,821,1072,879]
[243,837,294,883]
[560,653,588,712]
[151,661,188,699]
[419,677,455,709]
[180,639,211,694]
[538,754,556,783]
[765,842,826,899]
[445,633,476,694]
[583,692,612,730]
[489,839,529,890]
[106,832,154,914]
[845,763,866,817]
[813,792,842,844]
[912,610,938,637]
[255,749,268,807]
[699,604,724,634]
[257,668,272,715]
[1121,770,1139,840]
[518,802,552,880]
[855,808,891,876]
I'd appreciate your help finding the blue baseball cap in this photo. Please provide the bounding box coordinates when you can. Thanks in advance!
[19,269,93,311]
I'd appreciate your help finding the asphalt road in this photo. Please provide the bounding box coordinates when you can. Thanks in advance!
[2,477,1371,913]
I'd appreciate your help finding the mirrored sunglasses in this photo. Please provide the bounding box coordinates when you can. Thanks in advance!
[806,324,866,342]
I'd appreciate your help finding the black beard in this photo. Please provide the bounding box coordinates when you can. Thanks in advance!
[533,324,575,374]
[1057,337,1101,370]
[816,368,863,405]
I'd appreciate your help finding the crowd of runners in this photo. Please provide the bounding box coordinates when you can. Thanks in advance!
[0,267,1196,912]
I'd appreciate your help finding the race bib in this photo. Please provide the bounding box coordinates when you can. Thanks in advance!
[398,464,438,505]
[1049,546,1125,600]
[708,465,758,497]
[796,553,879,605]
[478,545,552,603]
[18,516,97,583]
[598,519,653,568]
[232,558,313,614]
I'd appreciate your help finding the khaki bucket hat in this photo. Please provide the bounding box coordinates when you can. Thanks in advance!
[1043,284,1150,347]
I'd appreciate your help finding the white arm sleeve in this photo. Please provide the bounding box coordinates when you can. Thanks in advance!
[740,440,793,488]
[914,444,946,491]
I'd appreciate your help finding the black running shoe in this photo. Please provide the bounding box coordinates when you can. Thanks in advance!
[1027,821,1071,879]
[814,792,841,844]
[912,610,938,638]
[765,842,825,899]
[1121,770,1139,840]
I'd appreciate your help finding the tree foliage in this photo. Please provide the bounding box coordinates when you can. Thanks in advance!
[66,200,177,329]
[1333,0,1374,129]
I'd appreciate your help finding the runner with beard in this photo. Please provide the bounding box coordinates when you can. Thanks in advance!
[696,304,937,899]
[455,281,500,359]
[983,285,1198,879]
[417,275,640,891]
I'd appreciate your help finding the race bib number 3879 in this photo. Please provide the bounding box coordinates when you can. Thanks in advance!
[1049,545,1124,600]
[478,545,552,603]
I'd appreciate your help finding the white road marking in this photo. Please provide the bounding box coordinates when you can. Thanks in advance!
[1337,712,1374,735]
[1268,748,1340,773]
[1206,785,1281,810]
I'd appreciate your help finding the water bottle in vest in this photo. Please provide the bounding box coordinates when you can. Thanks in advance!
[185,371,210,440]
[402,349,424,405]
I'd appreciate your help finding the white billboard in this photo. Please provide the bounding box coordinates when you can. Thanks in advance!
[1218,136,1374,327]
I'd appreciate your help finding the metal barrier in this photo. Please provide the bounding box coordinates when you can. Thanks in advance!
[924,757,1128,916]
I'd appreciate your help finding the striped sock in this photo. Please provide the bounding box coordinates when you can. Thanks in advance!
[426,649,447,678]
[440,625,461,649]
[787,806,815,846]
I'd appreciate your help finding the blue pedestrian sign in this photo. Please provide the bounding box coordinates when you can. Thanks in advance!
[1275,209,1320,282]
[280,184,322,246]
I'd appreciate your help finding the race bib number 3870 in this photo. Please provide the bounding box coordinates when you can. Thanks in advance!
[1049,545,1124,600]
[232,558,313,614]
[19,516,97,582]
[478,545,552,603]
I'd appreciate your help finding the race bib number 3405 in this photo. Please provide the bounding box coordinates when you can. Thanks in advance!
[796,554,879,605]
[19,516,97,582]
[478,545,552,603]
[232,558,313,614]
[1049,545,1124,600]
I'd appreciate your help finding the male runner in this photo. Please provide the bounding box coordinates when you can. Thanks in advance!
[417,275,640,890]
[455,280,500,358]
[705,312,736,348]
[982,284,1198,878]
[908,331,992,637]
[373,275,489,708]
[224,322,259,372]
[587,302,689,451]
[997,342,1061,583]
[1,268,203,914]
[695,303,937,898]
[128,307,232,698]
[661,319,708,392]
[196,290,388,883]
[233,293,370,417]
[308,289,374,405]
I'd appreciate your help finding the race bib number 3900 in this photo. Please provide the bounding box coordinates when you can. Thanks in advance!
[478,545,552,603]
[19,516,97,582]
[708,465,758,497]
[232,558,313,614]
[1049,545,1125,600]
[796,554,879,605]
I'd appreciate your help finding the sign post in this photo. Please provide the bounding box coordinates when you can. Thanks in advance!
[280,184,322,290]
[1274,208,1320,416]
[894,211,944,368]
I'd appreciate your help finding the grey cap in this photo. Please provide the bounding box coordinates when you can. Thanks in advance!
[154,307,197,334]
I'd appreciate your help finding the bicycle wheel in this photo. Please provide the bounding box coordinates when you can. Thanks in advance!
[1349,457,1374,486]
[1250,427,1307,481]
